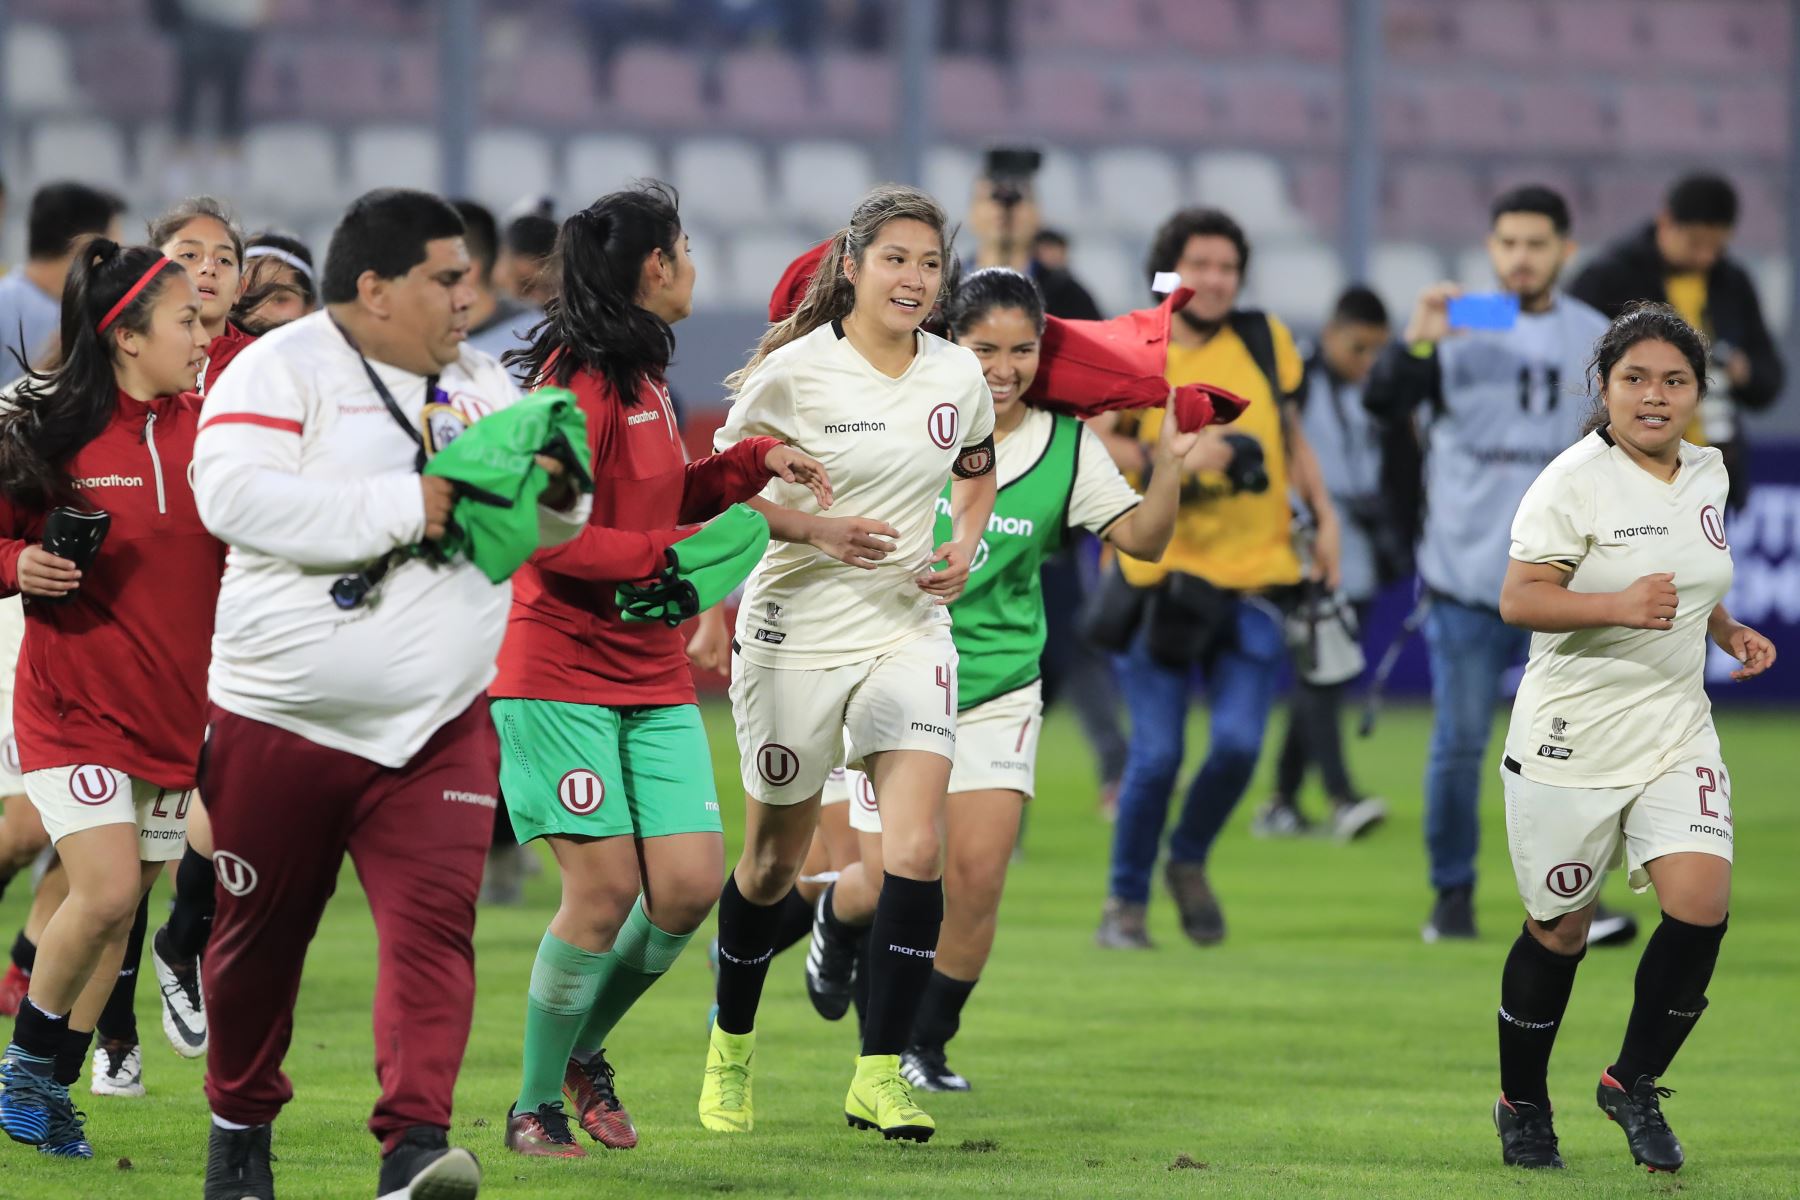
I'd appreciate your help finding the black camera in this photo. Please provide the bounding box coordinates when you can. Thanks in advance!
[984,146,1042,208]
[1221,434,1270,494]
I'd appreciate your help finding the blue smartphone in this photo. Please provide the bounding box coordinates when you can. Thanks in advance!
[1446,292,1519,331]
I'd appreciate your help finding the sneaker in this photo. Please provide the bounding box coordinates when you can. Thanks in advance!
[377,1125,483,1198]
[502,1103,584,1159]
[0,964,27,1018]
[1164,860,1225,946]
[1251,800,1313,838]
[900,1045,970,1093]
[844,1053,934,1142]
[1597,1070,1683,1173]
[90,1036,145,1098]
[1588,904,1640,948]
[1094,898,1153,949]
[563,1050,636,1149]
[152,924,207,1058]
[698,1024,754,1133]
[705,938,719,1031]
[1331,796,1388,842]
[0,1046,65,1145]
[1493,1095,1563,1168]
[804,889,858,1021]
[204,1121,275,1199]
[1423,885,1477,942]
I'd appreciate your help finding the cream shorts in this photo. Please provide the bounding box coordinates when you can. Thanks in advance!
[25,765,190,862]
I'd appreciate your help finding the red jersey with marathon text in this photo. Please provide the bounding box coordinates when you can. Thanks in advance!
[202,322,256,395]
[0,391,225,789]
[490,367,777,708]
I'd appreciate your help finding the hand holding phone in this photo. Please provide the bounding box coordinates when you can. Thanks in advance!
[1446,292,1520,332]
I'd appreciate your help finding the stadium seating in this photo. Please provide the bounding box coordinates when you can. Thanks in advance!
[562,134,662,211]
[24,119,128,194]
[1089,147,1185,239]
[241,122,342,214]
[348,125,440,196]
[3,22,80,114]
[1369,242,1448,316]
[1247,238,1346,324]
[672,138,773,228]
[469,130,557,216]
[1192,152,1306,237]
[775,141,876,232]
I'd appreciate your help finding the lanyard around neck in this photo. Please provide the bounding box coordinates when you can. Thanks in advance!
[332,317,435,472]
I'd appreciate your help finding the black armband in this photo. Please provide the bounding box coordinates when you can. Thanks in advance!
[952,434,996,479]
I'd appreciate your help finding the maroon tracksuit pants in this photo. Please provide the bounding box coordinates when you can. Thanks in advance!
[201,699,499,1143]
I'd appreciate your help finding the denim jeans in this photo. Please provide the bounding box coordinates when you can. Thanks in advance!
[1107,597,1286,905]
[1422,596,1529,892]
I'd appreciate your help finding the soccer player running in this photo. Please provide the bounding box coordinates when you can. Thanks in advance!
[489,183,829,1158]
[0,240,216,1158]
[149,197,252,394]
[192,189,588,1200]
[701,185,996,1142]
[1490,303,1774,1173]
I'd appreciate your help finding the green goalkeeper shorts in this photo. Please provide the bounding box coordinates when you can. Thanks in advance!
[492,698,722,843]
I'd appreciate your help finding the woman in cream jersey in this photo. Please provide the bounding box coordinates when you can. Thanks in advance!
[1488,303,1775,1176]
[700,184,995,1144]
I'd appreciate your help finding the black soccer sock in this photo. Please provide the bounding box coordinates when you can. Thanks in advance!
[96,893,151,1045]
[166,846,218,962]
[850,925,872,1034]
[10,929,35,975]
[1610,911,1726,1085]
[768,887,817,959]
[713,875,785,1036]
[1497,924,1585,1109]
[54,1026,93,1087]
[860,873,943,1058]
[11,996,68,1062]
[910,969,977,1051]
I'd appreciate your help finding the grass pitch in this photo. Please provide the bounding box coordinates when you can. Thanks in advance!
[1,703,1794,1199]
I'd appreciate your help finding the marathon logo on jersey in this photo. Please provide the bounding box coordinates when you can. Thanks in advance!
[215,851,259,897]
[558,769,605,816]
[626,407,661,427]
[72,475,144,489]
[1688,822,1733,842]
[909,721,955,738]
[1612,525,1670,539]
[824,420,886,434]
[753,628,786,645]
[1537,744,1573,760]
[442,789,497,809]
[933,496,1035,538]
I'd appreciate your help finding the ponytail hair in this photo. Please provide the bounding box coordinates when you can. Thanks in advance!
[946,267,1046,341]
[0,241,180,504]
[507,181,681,405]
[727,184,952,391]
[1580,300,1710,437]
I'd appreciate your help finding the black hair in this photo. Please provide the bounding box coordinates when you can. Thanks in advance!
[1033,228,1069,250]
[321,188,466,306]
[1666,173,1738,228]
[450,199,500,279]
[1490,184,1571,236]
[1330,284,1389,328]
[1145,207,1249,290]
[26,181,127,260]
[507,182,681,406]
[231,231,316,334]
[1,241,186,504]
[504,213,560,262]
[148,195,246,266]
[947,267,1046,340]
[1580,300,1710,435]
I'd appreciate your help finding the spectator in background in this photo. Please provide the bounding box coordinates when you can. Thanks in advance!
[1256,285,1395,842]
[1364,185,1623,946]
[0,183,127,386]
[1092,208,1340,950]
[1569,173,1784,511]
[231,232,318,336]
[966,175,1099,321]
[163,0,268,193]
[451,201,543,374]
[494,213,561,308]
[1031,229,1072,272]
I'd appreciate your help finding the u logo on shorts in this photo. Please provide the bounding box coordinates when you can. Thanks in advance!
[69,765,119,807]
[1545,861,1593,898]
[558,769,605,816]
[855,774,877,812]
[214,851,259,897]
[757,743,799,787]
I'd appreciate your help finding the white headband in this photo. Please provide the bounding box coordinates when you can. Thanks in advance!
[245,245,314,285]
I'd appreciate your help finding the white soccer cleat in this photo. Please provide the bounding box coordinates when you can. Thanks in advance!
[90,1038,145,1098]
[152,925,207,1058]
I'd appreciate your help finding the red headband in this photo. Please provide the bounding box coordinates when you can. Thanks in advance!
[96,257,176,334]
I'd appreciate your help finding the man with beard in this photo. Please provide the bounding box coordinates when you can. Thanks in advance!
[1364,186,1618,945]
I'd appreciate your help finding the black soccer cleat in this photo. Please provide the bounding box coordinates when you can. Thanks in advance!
[204,1121,276,1200]
[901,1045,971,1093]
[1587,904,1639,948]
[805,890,858,1021]
[376,1125,482,1200]
[1493,1095,1563,1169]
[1597,1070,1683,1173]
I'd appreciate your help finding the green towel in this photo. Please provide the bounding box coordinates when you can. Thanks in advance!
[616,504,770,626]
[422,387,594,584]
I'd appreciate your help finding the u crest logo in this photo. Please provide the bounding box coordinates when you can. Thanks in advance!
[558,770,605,815]
[69,765,119,806]
[1545,861,1593,898]
[927,403,959,450]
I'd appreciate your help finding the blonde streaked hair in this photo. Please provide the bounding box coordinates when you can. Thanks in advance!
[726,184,953,391]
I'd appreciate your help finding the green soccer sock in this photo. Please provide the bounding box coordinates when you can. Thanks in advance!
[573,897,694,1057]
[517,930,609,1113]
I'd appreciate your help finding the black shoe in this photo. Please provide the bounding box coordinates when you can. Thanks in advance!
[804,889,858,1021]
[1493,1095,1563,1169]
[1588,904,1640,947]
[204,1121,276,1200]
[376,1125,482,1200]
[1163,860,1225,946]
[1422,885,1476,942]
[1597,1070,1683,1172]
[900,1044,971,1093]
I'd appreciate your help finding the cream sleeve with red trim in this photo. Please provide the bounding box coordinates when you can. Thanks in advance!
[193,346,426,569]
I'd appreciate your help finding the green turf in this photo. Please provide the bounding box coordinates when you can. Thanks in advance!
[1,703,1794,1198]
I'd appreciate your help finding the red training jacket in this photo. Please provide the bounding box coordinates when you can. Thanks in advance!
[490,367,778,708]
[202,322,256,394]
[0,391,226,789]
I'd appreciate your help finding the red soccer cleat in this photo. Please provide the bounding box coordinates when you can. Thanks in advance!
[563,1052,638,1149]
[0,965,28,1018]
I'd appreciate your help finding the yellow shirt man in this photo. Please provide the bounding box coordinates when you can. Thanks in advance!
[1117,314,1305,592]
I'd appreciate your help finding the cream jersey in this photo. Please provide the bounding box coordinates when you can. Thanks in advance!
[996,406,1142,535]
[1504,428,1733,787]
[716,321,995,669]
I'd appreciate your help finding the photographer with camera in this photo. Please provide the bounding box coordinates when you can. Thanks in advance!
[967,148,1101,321]
[1091,208,1340,950]
[1570,173,1784,511]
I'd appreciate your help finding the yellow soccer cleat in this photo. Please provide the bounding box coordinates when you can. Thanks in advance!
[698,1025,754,1133]
[844,1054,935,1142]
